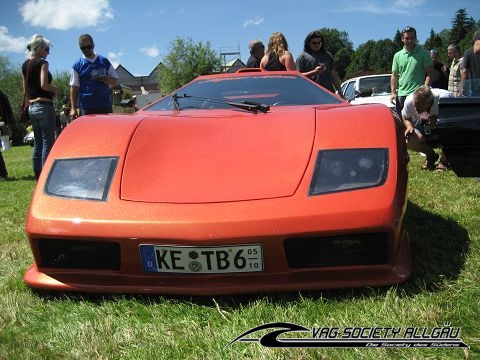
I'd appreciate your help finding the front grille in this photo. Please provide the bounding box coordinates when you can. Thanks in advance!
[284,233,389,268]
[37,239,121,270]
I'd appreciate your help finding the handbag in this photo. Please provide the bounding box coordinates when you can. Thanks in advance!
[20,59,32,124]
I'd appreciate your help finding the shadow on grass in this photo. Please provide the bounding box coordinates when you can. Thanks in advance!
[32,200,470,307]
[2,175,36,181]
[399,200,470,294]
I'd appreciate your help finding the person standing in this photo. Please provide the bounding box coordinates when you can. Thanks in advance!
[460,30,480,96]
[390,26,434,116]
[260,32,296,71]
[246,39,265,68]
[0,88,14,180]
[430,49,449,90]
[70,34,119,118]
[296,30,344,97]
[59,105,71,129]
[22,34,59,180]
[447,44,463,96]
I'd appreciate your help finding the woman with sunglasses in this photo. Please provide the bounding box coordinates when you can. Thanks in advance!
[22,34,59,180]
[69,34,119,118]
[296,30,344,98]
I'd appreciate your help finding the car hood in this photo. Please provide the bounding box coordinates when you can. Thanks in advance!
[121,109,315,203]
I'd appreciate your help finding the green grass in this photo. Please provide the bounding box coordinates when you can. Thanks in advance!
[0,146,478,359]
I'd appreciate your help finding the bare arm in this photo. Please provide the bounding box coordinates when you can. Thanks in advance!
[259,55,268,70]
[424,65,434,86]
[301,66,324,78]
[70,85,79,118]
[22,73,28,105]
[283,51,296,71]
[40,63,59,96]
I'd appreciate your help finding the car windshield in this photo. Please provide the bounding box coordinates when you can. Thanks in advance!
[358,76,391,96]
[145,74,342,111]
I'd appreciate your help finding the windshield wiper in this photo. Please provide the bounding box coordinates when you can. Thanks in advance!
[227,100,270,113]
[172,93,270,113]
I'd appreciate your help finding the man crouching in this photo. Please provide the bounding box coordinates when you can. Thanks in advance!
[402,85,453,171]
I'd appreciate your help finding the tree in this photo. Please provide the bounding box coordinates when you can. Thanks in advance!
[450,8,476,45]
[424,29,443,52]
[393,30,403,49]
[52,70,72,107]
[0,56,23,114]
[158,37,223,94]
[345,39,397,78]
[0,56,25,144]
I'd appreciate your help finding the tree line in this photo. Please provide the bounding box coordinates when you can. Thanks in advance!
[1,7,478,124]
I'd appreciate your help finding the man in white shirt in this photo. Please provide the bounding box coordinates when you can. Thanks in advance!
[402,85,453,171]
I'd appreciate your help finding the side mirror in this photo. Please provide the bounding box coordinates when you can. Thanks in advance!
[120,99,135,108]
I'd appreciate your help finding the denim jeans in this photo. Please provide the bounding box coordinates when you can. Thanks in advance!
[394,96,406,118]
[28,102,56,175]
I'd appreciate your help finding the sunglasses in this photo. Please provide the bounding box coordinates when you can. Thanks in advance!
[402,26,416,34]
[310,40,322,45]
[44,47,50,53]
[80,45,93,51]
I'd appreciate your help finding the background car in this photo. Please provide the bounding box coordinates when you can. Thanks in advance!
[24,70,410,295]
[438,95,480,177]
[341,74,393,110]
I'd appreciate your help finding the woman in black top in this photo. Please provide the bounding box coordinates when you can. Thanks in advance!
[22,34,59,180]
[260,32,296,71]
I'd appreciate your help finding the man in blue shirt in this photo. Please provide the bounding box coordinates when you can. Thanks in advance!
[70,34,119,118]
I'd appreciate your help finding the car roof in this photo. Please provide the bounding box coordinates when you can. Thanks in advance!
[343,74,391,83]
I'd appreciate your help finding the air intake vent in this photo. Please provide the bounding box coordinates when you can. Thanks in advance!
[38,239,120,270]
[284,233,389,268]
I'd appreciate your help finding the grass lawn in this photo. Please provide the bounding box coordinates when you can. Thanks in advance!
[0,145,478,359]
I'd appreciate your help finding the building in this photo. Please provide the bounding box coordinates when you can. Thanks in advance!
[115,64,161,95]
[224,58,246,73]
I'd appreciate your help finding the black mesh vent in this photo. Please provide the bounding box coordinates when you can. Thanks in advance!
[284,233,389,268]
[38,239,121,270]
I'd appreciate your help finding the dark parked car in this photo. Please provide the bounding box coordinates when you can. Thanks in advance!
[437,96,480,177]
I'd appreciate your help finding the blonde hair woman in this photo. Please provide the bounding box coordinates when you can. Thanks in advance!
[22,34,59,179]
[260,32,296,71]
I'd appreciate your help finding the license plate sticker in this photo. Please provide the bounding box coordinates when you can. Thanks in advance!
[140,244,263,273]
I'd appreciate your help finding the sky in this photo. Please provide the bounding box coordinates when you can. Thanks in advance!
[0,0,479,77]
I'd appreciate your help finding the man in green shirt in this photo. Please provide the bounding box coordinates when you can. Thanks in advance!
[390,26,434,117]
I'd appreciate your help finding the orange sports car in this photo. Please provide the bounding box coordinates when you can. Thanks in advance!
[24,70,410,295]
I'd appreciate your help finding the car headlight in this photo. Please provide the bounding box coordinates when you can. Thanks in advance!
[45,157,118,201]
[309,149,388,195]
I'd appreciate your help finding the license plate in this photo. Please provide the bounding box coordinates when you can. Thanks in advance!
[139,244,263,273]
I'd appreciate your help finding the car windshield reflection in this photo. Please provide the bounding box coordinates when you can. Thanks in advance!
[145,75,342,111]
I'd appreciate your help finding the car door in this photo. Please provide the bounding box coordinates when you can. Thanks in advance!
[437,97,480,177]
